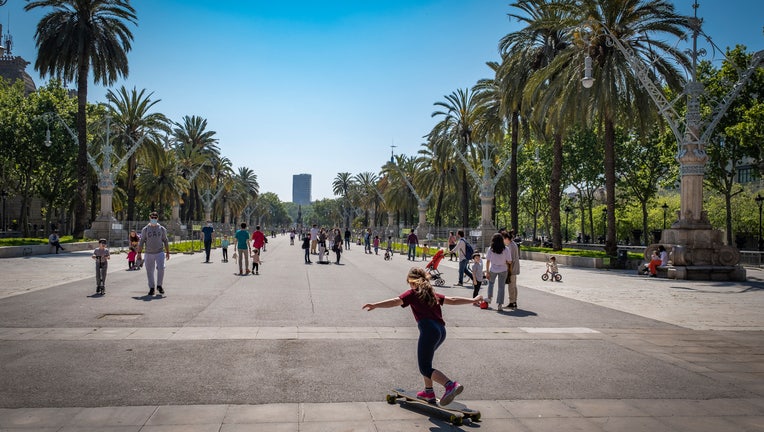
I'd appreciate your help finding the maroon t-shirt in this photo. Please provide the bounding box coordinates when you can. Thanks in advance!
[399,289,446,325]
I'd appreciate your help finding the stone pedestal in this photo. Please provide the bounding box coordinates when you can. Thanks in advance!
[647,223,746,281]
[84,215,126,245]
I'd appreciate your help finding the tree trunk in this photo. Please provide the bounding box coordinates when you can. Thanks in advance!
[510,111,519,233]
[461,169,469,229]
[725,192,733,245]
[641,202,649,246]
[72,57,90,239]
[604,119,617,256]
[550,134,563,250]
[126,152,137,222]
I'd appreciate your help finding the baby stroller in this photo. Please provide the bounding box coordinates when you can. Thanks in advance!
[424,249,446,286]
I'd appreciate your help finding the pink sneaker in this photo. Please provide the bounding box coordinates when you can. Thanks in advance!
[416,389,436,404]
[440,381,463,406]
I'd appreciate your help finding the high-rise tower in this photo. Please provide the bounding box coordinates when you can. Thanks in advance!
[292,174,311,205]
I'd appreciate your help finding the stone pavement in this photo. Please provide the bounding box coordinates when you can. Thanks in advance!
[0,240,762,431]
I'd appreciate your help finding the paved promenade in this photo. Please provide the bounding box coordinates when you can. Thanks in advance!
[0,235,762,431]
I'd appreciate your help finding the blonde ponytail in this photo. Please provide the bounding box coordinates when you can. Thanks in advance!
[406,267,437,306]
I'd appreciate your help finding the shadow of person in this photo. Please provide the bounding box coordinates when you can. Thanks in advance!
[499,308,537,317]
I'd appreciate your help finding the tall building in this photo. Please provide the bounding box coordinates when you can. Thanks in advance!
[292,174,311,205]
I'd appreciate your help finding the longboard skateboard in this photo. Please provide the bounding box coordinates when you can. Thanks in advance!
[386,388,481,425]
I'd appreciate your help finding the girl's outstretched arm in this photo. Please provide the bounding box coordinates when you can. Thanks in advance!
[444,295,483,306]
[363,297,404,311]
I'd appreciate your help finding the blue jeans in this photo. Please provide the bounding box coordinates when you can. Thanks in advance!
[458,258,473,284]
[417,319,446,378]
[408,244,417,260]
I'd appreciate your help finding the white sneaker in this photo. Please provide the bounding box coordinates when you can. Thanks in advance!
[497,304,503,311]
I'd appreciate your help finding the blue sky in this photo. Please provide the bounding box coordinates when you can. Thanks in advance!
[3,1,762,202]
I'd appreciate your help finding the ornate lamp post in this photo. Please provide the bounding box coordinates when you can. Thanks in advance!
[756,194,763,251]
[662,203,669,230]
[42,112,146,239]
[388,154,432,234]
[579,3,761,280]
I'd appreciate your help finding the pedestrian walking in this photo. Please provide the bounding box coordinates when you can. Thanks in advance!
[318,228,328,263]
[301,233,311,264]
[373,235,380,255]
[447,231,457,261]
[470,252,484,299]
[344,228,351,250]
[407,228,419,261]
[333,228,343,264]
[220,235,229,262]
[455,230,474,286]
[251,249,261,274]
[251,225,266,253]
[92,239,110,295]
[235,223,251,275]
[362,267,482,406]
[310,224,319,255]
[201,220,214,263]
[364,228,372,254]
[136,211,171,296]
[503,230,520,309]
[485,233,511,311]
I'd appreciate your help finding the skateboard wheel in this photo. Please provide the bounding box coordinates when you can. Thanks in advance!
[472,412,481,422]
[386,394,396,404]
[450,415,462,426]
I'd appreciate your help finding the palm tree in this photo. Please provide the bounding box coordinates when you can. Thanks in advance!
[430,88,486,228]
[135,149,189,215]
[172,115,219,220]
[332,172,354,229]
[26,0,137,238]
[107,86,169,222]
[204,155,233,221]
[417,136,460,227]
[229,167,259,223]
[501,0,576,250]
[382,155,418,227]
[354,172,380,227]
[549,0,689,255]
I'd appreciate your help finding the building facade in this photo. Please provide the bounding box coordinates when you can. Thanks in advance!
[292,174,311,206]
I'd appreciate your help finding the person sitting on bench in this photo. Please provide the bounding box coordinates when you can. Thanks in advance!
[48,229,65,254]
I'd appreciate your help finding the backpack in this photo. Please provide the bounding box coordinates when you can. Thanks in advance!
[462,238,474,258]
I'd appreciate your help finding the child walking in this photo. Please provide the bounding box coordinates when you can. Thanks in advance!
[92,239,110,295]
[127,246,137,270]
[251,249,261,274]
[221,235,229,262]
[470,252,484,299]
[373,235,380,255]
[363,267,482,406]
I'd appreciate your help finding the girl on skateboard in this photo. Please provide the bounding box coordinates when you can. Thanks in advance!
[363,267,482,405]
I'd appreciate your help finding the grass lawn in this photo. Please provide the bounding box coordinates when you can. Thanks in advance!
[522,245,644,260]
[0,236,77,247]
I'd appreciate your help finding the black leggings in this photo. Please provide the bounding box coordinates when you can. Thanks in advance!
[472,283,481,298]
[417,319,446,378]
